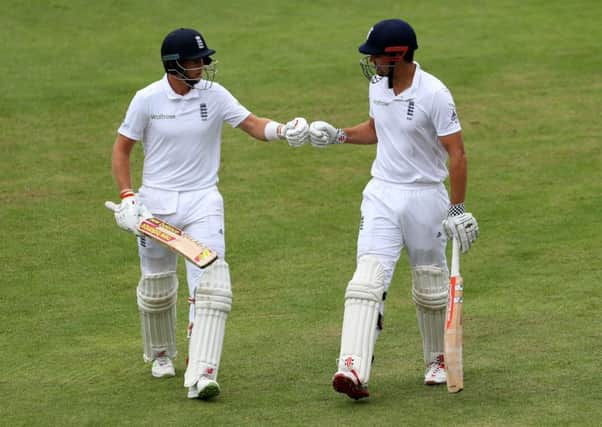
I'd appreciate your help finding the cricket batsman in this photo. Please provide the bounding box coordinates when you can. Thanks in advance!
[308,19,479,399]
[105,27,309,400]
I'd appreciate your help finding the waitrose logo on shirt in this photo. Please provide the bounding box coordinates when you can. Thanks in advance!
[151,114,176,120]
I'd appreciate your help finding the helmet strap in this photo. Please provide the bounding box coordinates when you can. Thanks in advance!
[167,68,198,88]
[383,46,407,89]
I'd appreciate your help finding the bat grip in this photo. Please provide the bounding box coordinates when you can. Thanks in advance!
[451,237,461,277]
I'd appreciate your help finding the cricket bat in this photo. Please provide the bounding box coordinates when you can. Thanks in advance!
[445,237,464,393]
[137,217,218,269]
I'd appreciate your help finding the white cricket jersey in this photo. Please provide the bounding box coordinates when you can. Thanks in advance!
[368,62,462,184]
[118,75,251,191]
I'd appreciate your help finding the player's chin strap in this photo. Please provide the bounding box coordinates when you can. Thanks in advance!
[169,61,218,90]
[383,46,408,89]
[174,73,209,91]
[387,64,394,89]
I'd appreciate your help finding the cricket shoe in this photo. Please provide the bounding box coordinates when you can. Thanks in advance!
[151,356,175,378]
[187,377,221,400]
[424,354,446,385]
[332,370,369,400]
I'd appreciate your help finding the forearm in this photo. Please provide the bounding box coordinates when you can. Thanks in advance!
[448,152,467,205]
[253,117,275,141]
[442,151,478,253]
[111,136,135,192]
[112,155,132,191]
[440,133,478,252]
[439,132,467,205]
[342,120,377,145]
[239,114,284,141]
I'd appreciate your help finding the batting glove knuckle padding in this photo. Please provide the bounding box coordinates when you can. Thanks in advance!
[442,206,479,253]
[285,117,309,147]
[309,120,342,147]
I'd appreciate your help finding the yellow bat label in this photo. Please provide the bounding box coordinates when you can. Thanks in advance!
[139,220,175,243]
[154,220,183,236]
[194,248,215,263]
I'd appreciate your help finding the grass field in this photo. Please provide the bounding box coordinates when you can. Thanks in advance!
[1,1,601,426]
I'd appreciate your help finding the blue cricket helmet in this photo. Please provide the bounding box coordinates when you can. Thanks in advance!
[359,19,418,56]
[161,28,215,72]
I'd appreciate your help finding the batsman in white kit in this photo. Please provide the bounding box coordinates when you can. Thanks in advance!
[307,19,479,399]
[105,28,309,400]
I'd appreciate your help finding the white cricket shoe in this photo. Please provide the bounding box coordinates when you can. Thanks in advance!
[187,377,221,400]
[332,370,369,400]
[424,353,446,385]
[151,356,175,378]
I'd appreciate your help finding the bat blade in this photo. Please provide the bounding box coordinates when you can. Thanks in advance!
[445,238,464,393]
[137,217,218,269]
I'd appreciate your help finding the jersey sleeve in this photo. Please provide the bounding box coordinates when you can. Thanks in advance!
[117,91,148,141]
[431,88,462,137]
[216,86,251,128]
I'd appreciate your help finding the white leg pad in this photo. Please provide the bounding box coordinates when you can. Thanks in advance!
[184,260,232,387]
[338,255,385,385]
[412,266,448,364]
[137,272,178,362]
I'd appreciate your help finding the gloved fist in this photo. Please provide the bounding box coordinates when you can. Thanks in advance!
[309,121,347,148]
[105,191,151,235]
[284,117,310,147]
[442,207,479,253]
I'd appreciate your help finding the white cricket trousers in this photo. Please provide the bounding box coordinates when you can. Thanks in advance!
[357,178,449,294]
[136,185,226,322]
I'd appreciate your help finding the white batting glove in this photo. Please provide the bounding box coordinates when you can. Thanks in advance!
[442,203,479,253]
[105,190,151,236]
[284,117,310,147]
[309,121,347,148]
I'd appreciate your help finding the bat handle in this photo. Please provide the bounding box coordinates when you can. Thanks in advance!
[451,237,460,277]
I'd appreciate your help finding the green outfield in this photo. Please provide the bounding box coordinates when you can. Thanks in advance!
[1,1,601,425]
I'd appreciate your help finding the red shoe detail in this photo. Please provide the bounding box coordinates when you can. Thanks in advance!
[332,372,369,400]
[424,354,446,385]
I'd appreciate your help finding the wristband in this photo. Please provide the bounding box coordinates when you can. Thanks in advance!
[448,203,465,217]
[120,188,135,199]
[335,129,347,144]
[264,121,285,141]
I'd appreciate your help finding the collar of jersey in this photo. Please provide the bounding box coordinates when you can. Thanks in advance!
[161,74,202,100]
[383,61,421,101]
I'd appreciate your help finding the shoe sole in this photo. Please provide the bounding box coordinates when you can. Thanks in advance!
[191,382,220,400]
[424,379,446,385]
[332,374,369,400]
[152,371,176,378]
[199,385,220,400]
